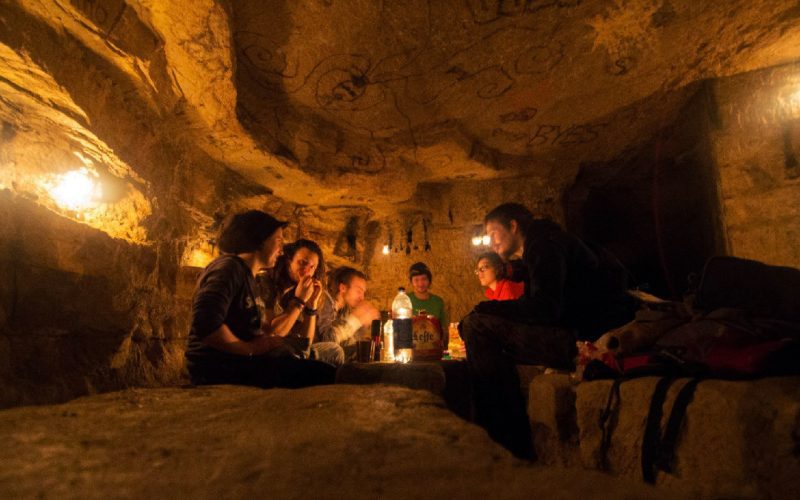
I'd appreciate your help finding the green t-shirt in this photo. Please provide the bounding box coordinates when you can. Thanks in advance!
[408,292,446,329]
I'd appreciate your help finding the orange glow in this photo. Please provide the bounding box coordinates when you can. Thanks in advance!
[47,168,101,211]
[187,247,215,268]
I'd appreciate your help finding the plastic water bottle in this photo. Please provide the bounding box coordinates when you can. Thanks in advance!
[381,319,394,362]
[392,287,413,363]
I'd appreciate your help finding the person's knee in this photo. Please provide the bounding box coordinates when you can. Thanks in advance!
[311,342,345,368]
[459,312,480,339]
[460,312,494,344]
[329,344,345,367]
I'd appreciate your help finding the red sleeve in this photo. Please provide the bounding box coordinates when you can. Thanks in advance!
[494,279,525,301]
[506,280,525,300]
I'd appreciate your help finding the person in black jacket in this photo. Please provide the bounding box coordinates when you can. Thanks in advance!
[461,203,633,460]
[185,210,335,388]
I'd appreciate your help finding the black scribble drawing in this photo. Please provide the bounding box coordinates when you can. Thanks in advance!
[515,41,564,74]
[236,31,301,84]
[606,56,636,76]
[500,107,538,123]
[465,0,583,25]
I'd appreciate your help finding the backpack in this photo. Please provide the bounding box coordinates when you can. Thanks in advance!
[587,256,800,483]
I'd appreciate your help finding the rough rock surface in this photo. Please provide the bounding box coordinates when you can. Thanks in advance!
[0,193,190,408]
[335,361,472,420]
[528,374,580,468]
[4,0,800,210]
[528,374,800,498]
[0,385,674,499]
[552,376,800,499]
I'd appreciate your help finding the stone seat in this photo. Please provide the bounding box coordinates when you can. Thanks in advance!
[334,362,553,422]
[335,360,471,420]
[0,385,672,499]
[528,374,800,499]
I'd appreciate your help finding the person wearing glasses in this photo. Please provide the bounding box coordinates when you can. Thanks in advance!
[460,203,634,460]
[475,252,524,301]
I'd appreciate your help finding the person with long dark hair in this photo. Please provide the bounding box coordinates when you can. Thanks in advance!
[185,210,335,388]
[259,239,345,366]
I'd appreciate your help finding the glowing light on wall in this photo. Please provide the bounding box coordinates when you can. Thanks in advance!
[471,235,491,247]
[788,89,800,111]
[48,168,101,211]
[382,244,390,255]
[187,248,214,268]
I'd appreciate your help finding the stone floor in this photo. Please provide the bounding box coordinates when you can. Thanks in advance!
[0,384,676,499]
[335,360,472,420]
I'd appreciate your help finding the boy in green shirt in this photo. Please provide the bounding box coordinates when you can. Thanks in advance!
[408,262,447,347]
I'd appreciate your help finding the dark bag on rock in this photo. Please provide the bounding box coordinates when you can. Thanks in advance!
[693,256,800,324]
[590,256,800,484]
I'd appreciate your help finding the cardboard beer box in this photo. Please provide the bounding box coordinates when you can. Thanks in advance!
[412,312,443,361]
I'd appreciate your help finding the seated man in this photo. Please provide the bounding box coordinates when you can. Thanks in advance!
[316,266,380,361]
[185,210,335,389]
[461,203,634,460]
[407,262,447,345]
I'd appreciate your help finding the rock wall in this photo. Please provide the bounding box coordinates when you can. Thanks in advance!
[711,64,800,268]
[565,82,726,297]
[0,192,188,408]
[366,176,565,323]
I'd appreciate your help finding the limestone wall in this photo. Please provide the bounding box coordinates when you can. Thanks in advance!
[565,83,726,298]
[0,193,188,407]
[711,64,800,268]
[365,176,565,323]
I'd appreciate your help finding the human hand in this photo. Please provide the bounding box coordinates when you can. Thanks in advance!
[294,276,315,304]
[352,301,380,327]
[308,279,323,309]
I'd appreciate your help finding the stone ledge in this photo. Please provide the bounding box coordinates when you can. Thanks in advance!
[528,375,800,499]
[528,374,579,467]
[335,361,471,420]
[0,385,672,499]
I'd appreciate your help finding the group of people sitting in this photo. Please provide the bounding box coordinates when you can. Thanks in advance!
[186,202,635,460]
[184,212,451,381]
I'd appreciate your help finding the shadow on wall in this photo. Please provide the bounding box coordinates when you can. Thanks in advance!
[0,192,189,408]
[565,84,726,299]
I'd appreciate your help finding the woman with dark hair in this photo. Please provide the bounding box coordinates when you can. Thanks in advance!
[475,252,524,301]
[270,240,327,298]
[185,210,335,388]
[260,239,345,366]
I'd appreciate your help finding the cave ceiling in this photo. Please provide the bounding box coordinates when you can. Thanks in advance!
[2,0,800,220]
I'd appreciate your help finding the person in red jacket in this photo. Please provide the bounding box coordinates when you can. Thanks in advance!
[475,252,524,301]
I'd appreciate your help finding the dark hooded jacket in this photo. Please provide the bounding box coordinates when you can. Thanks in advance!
[473,219,634,340]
